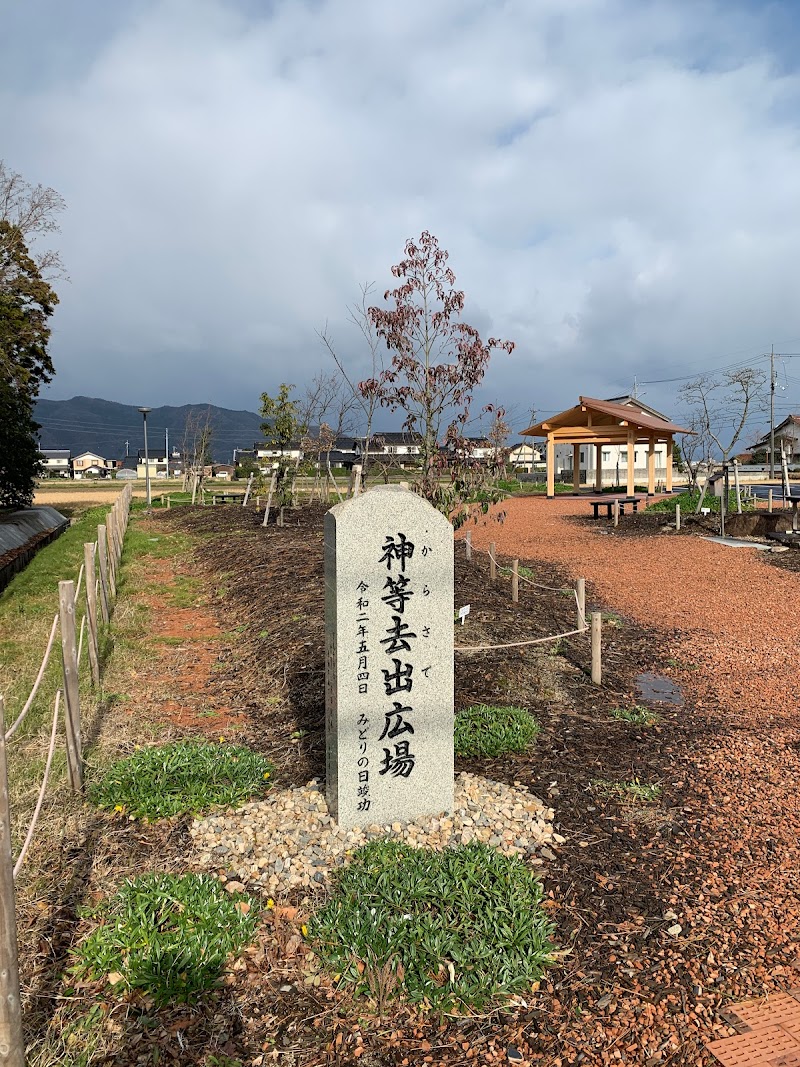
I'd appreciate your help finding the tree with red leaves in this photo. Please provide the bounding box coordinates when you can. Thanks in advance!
[362,231,514,511]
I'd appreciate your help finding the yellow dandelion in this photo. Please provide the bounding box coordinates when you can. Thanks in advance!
[263,772,271,780]
[301,924,308,937]
[218,736,225,743]
[114,804,124,813]
[266,898,275,909]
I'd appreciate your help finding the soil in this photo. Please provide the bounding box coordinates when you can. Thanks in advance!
[26,498,800,1066]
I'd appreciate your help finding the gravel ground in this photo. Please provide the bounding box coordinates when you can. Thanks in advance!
[466,496,800,726]
[190,771,556,897]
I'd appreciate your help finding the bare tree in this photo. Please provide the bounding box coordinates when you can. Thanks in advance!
[0,160,67,280]
[318,282,386,481]
[677,413,713,490]
[180,408,214,498]
[678,368,767,464]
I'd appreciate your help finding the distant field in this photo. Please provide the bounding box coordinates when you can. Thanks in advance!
[34,479,184,507]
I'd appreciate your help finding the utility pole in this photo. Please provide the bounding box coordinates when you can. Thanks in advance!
[770,344,776,481]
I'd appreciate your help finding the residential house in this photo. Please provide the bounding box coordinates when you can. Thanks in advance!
[212,464,236,479]
[134,447,182,478]
[355,432,422,469]
[40,449,71,477]
[72,451,116,478]
[508,442,542,472]
[253,440,304,469]
[750,415,800,463]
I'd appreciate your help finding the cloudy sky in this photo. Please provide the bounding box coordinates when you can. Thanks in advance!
[3,0,800,436]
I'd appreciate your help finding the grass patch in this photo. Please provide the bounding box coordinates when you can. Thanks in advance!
[593,777,662,802]
[646,489,754,514]
[498,564,535,580]
[610,705,659,726]
[72,872,257,1004]
[454,705,539,757]
[90,739,274,820]
[309,840,556,1010]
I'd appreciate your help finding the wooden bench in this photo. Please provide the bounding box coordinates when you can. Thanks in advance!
[586,496,641,520]
[212,492,245,505]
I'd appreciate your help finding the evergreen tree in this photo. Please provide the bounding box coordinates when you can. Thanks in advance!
[0,220,58,506]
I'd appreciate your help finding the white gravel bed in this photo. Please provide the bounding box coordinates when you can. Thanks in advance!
[189,771,558,897]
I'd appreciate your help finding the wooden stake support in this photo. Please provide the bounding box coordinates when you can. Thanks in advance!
[465,531,472,561]
[489,542,496,581]
[591,611,602,685]
[96,527,111,625]
[83,544,100,688]
[675,503,681,532]
[576,578,586,631]
[511,559,519,603]
[58,581,83,791]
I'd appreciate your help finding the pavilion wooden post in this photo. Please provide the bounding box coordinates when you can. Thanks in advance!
[647,437,656,496]
[626,430,635,496]
[546,435,555,498]
[572,444,581,494]
[594,443,603,491]
[665,437,673,492]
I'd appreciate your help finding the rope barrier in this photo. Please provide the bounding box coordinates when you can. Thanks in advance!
[5,614,59,742]
[455,625,586,653]
[13,690,60,879]
[467,541,573,594]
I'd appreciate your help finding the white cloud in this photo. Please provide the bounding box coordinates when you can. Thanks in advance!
[2,0,799,429]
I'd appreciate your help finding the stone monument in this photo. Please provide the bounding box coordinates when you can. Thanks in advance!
[324,485,454,827]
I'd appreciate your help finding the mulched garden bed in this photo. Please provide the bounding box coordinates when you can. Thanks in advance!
[97,502,798,1066]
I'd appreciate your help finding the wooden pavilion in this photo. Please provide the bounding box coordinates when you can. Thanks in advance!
[521,396,692,498]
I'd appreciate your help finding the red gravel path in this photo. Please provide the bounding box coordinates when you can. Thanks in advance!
[461,497,800,1064]
[465,496,799,727]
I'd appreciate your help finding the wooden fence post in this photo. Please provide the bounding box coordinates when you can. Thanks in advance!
[489,542,496,581]
[83,544,100,688]
[465,531,472,561]
[768,488,773,514]
[0,698,25,1067]
[675,503,681,532]
[591,611,602,685]
[58,581,84,791]
[613,499,619,528]
[96,526,111,625]
[511,559,519,603]
[576,578,586,631]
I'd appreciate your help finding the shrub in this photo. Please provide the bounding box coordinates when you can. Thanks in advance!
[90,739,273,820]
[72,873,257,1004]
[454,704,539,757]
[309,840,556,1010]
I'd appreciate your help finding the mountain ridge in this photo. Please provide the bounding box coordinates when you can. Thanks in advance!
[34,396,265,463]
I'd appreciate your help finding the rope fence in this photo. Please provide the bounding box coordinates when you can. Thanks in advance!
[0,482,133,1066]
[457,529,602,683]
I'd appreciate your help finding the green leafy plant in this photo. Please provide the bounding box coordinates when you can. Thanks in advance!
[610,705,658,726]
[593,778,662,802]
[454,704,539,757]
[72,873,257,1004]
[90,739,273,820]
[309,840,556,1010]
